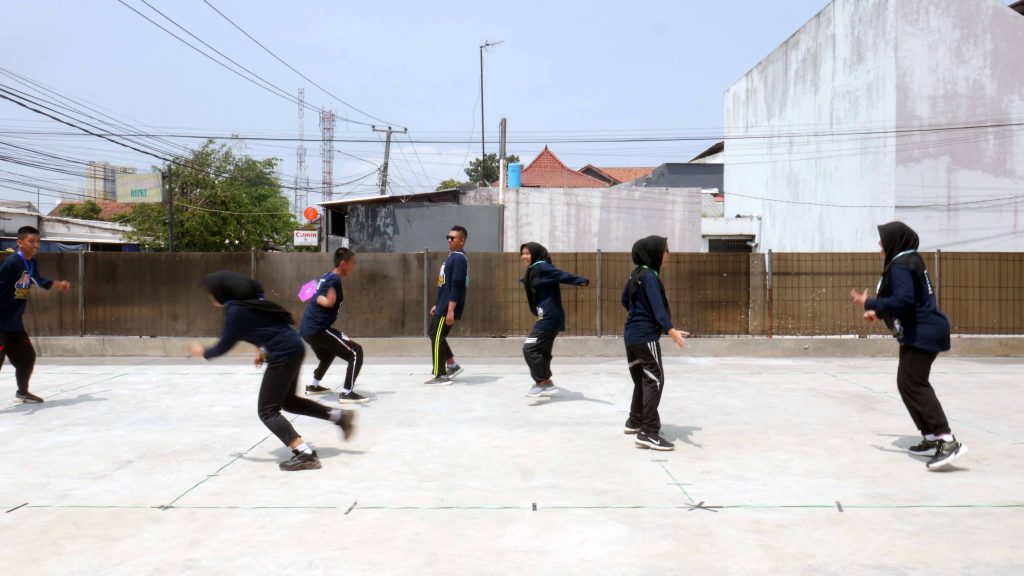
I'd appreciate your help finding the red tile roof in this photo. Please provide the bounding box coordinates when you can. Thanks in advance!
[49,201,136,221]
[519,147,608,188]
[578,165,654,185]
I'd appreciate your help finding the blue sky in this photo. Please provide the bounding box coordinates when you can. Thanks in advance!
[0,0,1017,211]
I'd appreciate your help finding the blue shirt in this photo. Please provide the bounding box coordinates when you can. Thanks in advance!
[434,251,469,320]
[204,303,305,363]
[525,261,588,332]
[0,251,53,332]
[299,272,343,337]
[621,271,674,345]
[865,263,950,353]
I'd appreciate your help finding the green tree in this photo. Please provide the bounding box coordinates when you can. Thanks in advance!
[435,178,464,191]
[464,153,520,185]
[124,141,296,252]
[58,200,103,220]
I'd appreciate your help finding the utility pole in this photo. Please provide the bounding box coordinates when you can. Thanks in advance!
[294,88,307,220]
[372,125,407,196]
[166,164,174,253]
[479,40,503,185]
[498,117,507,205]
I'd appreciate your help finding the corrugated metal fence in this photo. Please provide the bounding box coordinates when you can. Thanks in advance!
[8,251,1024,337]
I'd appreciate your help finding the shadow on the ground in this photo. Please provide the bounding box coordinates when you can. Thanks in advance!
[660,424,704,448]
[453,376,502,385]
[528,387,614,406]
[1,393,107,415]
[239,445,367,464]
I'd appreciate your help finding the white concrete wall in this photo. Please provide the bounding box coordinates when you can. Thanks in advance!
[724,0,1024,252]
[463,186,702,252]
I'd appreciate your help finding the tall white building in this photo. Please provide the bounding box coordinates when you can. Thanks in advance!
[85,161,136,201]
[724,0,1024,252]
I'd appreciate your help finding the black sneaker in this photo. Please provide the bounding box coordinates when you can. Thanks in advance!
[446,364,464,379]
[423,375,453,386]
[279,450,321,471]
[623,420,640,435]
[339,390,369,404]
[927,437,968,470]
[337,410,356,441]
[305,384,331,395]
[15,390,43,404]
[635,431,674,451]
[908,437,940,456]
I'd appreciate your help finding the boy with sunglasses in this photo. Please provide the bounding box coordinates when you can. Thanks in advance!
[425,226,469,385]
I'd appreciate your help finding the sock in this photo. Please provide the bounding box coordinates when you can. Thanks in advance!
[342,388,352,395]
[295,442,313,455]
[329,409,344,423]
[924,434,937,441]
[938,433,954,442]
[310,379,321,388]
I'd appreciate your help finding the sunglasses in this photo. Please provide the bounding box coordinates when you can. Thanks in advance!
[446,235,459,241]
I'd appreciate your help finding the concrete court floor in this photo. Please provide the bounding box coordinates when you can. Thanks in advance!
[0,354,1021,575]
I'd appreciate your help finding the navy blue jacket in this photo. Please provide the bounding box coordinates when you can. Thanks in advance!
[300,272,342,337]
[621,271,673,345]
[865,260,950,353]
[204,302,305,363]
[0,252,53,332]
[524,261,588,332]
[434,251,469,320]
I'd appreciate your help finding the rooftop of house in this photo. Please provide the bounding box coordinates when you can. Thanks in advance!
[48,201,136,221]
[518,147,609,188]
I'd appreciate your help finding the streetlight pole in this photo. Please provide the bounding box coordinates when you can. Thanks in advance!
[479,40,503,185]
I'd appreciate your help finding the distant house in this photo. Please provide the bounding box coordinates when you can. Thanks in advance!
[49,200,135,222]
[0,202,138,252]
[513,147,609,188]
[577,165,655,186]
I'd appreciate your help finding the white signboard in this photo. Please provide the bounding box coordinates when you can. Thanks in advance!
[115,173,163,203]
[293,230,319,246]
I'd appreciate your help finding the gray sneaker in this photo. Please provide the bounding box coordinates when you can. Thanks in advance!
[424,375,453,386]
[927,438,968,470]
[446,364,464,379]
[526,383,558,398]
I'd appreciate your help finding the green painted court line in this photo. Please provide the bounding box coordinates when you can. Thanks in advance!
[7,502,1022,512]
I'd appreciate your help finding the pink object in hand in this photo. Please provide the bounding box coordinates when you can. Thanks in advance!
[298,280,318,302]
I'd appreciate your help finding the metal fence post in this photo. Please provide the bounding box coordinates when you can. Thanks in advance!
[934,249,941,308]
[596,249,603,337]
[423,249,429,338]
[78,249,85,336]
[766,249,774,338]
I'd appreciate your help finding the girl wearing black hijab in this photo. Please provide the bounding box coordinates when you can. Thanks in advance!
[621,236,688,451]
[851,222,966,469]
[519,242,589,398]
[191,271,355,472]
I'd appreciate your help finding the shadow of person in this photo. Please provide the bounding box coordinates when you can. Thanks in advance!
[659,424,704,448]
[872,433,958,465]
[240,445,367,463]
[2,393,107,415]
[528,387,614,407]
[877,433,922,450]
[453,376,502,386]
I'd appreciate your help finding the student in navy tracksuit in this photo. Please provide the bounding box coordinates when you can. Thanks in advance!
[425,225,469,385]
[192,271,355,472]
[622,236,688,451]
[519,242,589,398]
[852,221,966,470]
[0,226,71,404]
[300,247,368,404]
